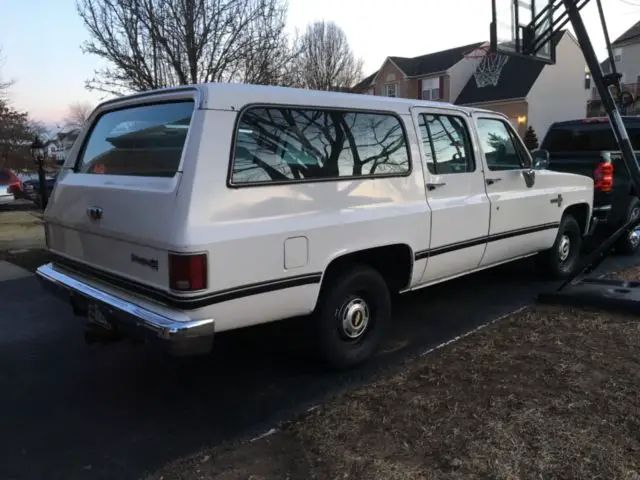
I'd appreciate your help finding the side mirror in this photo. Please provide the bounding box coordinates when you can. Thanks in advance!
[532,149,550,170]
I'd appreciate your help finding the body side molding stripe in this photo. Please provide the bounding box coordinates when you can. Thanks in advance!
[413,222,561,261]
[51,253,322,310]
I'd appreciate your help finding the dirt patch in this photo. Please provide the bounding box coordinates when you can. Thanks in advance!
[146,302,640,480]
[608,265,640,282]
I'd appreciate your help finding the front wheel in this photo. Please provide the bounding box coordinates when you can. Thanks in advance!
[535,214,582,280]
[311,263,391,370]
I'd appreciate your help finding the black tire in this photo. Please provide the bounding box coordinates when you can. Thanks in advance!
[535,214,582,280]
[614,198,640,255]
[312,263,391,370]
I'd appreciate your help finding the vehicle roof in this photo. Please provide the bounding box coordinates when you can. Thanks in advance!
[549,116,640,127]
[98,82,503,119]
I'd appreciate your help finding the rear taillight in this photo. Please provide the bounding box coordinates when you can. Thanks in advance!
[594,161,614,192]
[7,181,20,194]
[168,253,208,291]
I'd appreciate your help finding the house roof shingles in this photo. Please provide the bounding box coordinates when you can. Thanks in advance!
[613,20,640,46]
[389,41,485,77]
[455,30,566,105]
[352,41,485,91]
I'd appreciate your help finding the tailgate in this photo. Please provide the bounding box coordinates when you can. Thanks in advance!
[45,98,196,292]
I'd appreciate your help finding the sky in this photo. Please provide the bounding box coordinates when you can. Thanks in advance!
[0,0,639,126]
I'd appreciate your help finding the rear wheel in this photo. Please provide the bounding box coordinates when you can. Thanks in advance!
[535,214,582,280]
[614,198,640,255]
[311,263,391,370]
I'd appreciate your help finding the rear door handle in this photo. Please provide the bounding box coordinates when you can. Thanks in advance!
[486,178,502,185]
[426,182,446,191]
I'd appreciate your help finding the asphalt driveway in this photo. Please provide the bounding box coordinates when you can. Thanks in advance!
[0,255,636,480]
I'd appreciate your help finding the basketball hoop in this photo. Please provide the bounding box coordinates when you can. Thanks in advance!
[463,46,509,88]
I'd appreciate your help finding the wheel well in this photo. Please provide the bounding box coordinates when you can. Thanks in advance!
[563,203,590,235]
[322,244,414,294]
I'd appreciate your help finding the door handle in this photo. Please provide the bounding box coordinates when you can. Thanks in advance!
[426,182,446,191]
[485,178,502,185]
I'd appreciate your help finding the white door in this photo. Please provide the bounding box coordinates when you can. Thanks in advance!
[412,108,491,284]
[473,114,560,267]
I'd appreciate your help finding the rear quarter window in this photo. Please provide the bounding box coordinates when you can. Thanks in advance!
[229,106,411,185]
[77,101,194,177]
[542,123,640,152]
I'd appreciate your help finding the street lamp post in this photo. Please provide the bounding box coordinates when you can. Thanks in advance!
[30,136,49,209]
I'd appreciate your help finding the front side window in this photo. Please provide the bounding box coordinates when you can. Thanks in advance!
[477,117,528,171]
[230,107,410,185]
[418,113,474,175]
[77,101,194,177]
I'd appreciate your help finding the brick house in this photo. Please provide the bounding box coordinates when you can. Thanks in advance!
[456,30,589,139]
[588,20,640,117]
[352,41,487,103]
[354,31,589,140]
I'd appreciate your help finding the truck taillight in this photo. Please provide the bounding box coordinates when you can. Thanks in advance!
[594,162,614,192]
[7,181,20,194]
[168,253,208,291]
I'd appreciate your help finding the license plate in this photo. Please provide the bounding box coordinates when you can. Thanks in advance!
[87,303,113,330]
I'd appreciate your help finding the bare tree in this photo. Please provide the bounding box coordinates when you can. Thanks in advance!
[291,20,363,92]
[0,47,36,170]
[77,0,295,95]
[64,101,94,130]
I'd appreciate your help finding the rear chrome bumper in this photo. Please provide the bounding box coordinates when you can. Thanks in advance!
[36,262,215,356]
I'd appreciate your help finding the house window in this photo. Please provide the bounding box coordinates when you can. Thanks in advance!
[614,48,623,63]
[385,83,398,97]
[421,77,440,101]
[386,73,396,82]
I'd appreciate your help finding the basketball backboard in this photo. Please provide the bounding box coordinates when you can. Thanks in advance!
[490,0,556,64]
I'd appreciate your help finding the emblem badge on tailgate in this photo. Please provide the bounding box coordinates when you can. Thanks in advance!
[131,253,159,271]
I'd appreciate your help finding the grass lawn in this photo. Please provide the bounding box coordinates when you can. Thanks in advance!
[146,266,640,480]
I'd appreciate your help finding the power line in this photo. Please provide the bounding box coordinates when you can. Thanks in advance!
[616,0,640,7]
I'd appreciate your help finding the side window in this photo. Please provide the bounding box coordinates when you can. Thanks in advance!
[418,113,474,175]
[477,118,528,171]
[231,107,411,185]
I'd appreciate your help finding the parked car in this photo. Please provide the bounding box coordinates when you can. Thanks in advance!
[0,168,22,204]
[36,84,595,369]
[541,116,640,254]
[21,175,58,207]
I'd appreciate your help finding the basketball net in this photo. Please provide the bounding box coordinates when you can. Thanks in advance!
[464,47,509,88]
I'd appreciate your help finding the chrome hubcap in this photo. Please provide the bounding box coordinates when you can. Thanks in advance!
[558,234,571,262]
[629,207,640,245]
[339,297,370,340]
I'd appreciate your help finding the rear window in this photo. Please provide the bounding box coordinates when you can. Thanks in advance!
[77,101,194,177]
[542,123,640,152]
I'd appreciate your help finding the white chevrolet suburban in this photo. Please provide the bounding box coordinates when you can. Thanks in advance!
[36,83,595,369]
